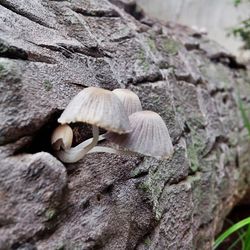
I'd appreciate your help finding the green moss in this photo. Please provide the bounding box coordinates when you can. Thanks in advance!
[138,49,150,71]
[144,237,151,246]
[0,43,8,54]
[150,166,171,220]
[130,167,141,178]
[138,178,162,219]
[45,208,56,221]
[199,63,231,89]
[147,38,157,52]
[191,131,204,154]
[135,158,168,220]
[0,60,15,79]
[55,244,65,250]
[55,243,82,250]
[187,143,199,172]
[43,80,52,91]
[186,126,206,172]
[0,63,4,74]
[187,116,205,129]
[187,172,201,183]
[0,61,8,78]
[228,132,239,146]
[137,160,168,220]
[163,38,180,55]
[138,181,150,193]
[0,59,23,101]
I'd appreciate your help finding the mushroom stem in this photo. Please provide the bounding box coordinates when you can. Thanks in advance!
[87,146,136,157]
[56,125,99,163]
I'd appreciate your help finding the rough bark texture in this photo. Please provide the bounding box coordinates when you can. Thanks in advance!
[0,0,250,249]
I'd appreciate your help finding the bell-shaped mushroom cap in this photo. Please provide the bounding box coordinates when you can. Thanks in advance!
[58,87,131,134]
[51,124,73,151]
[108,111,173,159]
[112,89,142,115]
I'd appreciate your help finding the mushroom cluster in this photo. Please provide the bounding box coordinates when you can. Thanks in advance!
[51,87,173,163]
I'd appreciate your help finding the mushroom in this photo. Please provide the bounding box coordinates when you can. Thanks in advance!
[55,87,131,163]
[51,124,73,151]
[78,88,143,146]
[88,110,174,159]
[112,89,142,115]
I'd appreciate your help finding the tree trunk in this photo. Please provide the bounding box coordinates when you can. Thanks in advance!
[0,0,250,249]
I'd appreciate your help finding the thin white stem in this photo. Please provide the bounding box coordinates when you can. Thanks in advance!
[56,125,99,163]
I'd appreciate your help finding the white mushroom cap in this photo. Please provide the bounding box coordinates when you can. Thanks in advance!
[112,89,142,115]
[58,87,131,134]
[51,124,73,151]
[107,111,174,159]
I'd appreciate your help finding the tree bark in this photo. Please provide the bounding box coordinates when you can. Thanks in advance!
[0,0,250,249]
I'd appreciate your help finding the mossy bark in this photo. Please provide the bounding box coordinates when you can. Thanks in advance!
[0,0,250,249]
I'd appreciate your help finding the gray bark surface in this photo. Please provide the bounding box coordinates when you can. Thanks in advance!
[0,0,250,249]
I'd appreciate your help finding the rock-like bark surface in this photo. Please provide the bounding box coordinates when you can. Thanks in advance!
[0,0,250,249]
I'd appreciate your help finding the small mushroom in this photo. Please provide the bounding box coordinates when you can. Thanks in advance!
[112,89,142,115]
[88,110,174,159]
[55,87,131,163]
[51,124,73,151]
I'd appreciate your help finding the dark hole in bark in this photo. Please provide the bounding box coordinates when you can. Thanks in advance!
[110,0,144,21]
[80,198,90,210]
[101,184,114,194]
[210,54,246,70]
[19,110,63,154]
[19,110,106,155]
[222,94,229,104]
[96,194,101,202]
[217,204,250,250]
[0,41,28,60]
[184,121,191,133]
[0,217,14,228]
[11,242,36,250]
